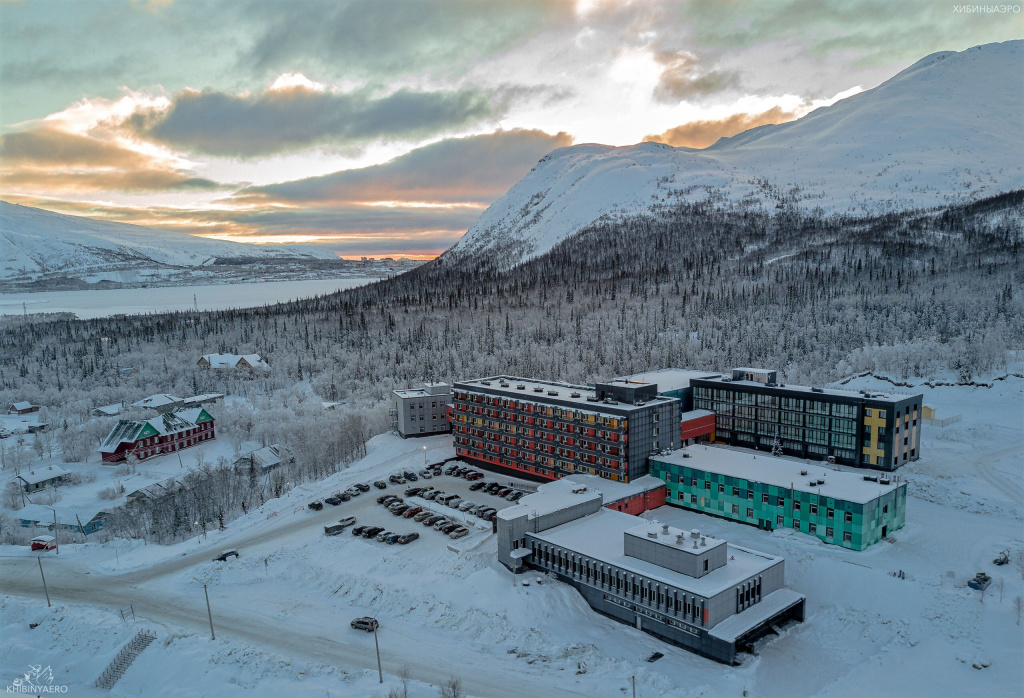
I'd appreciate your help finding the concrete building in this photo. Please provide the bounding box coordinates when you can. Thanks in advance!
[497,479,805,664]
[650,446,907,550]
[452,376,681,483]
[691,368,923,471]
[392,383,452,438]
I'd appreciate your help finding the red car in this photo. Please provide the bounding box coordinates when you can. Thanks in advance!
[402,506,423,518]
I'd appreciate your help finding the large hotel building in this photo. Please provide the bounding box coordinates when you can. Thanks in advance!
[691,368,922,471]
[452,376,681,483]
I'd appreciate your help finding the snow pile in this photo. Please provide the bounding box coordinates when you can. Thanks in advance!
[452,41,1024,265]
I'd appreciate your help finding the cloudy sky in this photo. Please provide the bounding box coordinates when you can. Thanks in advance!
[0,0,1018,258]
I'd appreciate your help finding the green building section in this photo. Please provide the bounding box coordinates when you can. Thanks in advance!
[649,457,906,551]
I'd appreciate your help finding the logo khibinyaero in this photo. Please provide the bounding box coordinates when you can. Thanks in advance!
[7,664,69,694]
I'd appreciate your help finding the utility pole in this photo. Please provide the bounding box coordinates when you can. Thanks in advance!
[632,674,636,698]
[53,509,59,555]
[38,557,51,607]
[373,622,383,684]
[203,584,215,640]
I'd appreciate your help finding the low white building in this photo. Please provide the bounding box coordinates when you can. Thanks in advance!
[391,382,451,438]
[14,465,70,493]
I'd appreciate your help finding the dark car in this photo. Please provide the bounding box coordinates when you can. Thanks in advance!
[213,550,239,562]
[403,471,418,481]
[376,494,393,504]
[384,533,403,544]
[423,515,444,526]
[308,500,324,511]
[374,481,388,489]
[391,505,410,516]
[355,483,371,492]
[338,492,352,502]
[413,511,433,522]
[486,483,502,493]
[496,488,512,497]
[439,522,459,534]
[444,465,458,476]
[362,526,385,538]
[509,491,525,501]
[469,482,486,491]
[379,495,399,506]
[351,617,379,632]
[402,506,423,518]
[324,496,343,506]
[351,525,368,536]
[431,468,443,477]
[405,487,423,497]
[397,532,420,544]
[388,474,405,484]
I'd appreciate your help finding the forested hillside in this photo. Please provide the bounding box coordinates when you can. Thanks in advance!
[2,191,1020,457]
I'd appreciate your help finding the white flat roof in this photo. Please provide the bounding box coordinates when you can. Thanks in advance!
[681,409,714,421]
[530,508,782,597]
[547,474,664,505]
[624,520,727,557]
[499,478,602,521]
[708,588,805,642]
[653,446,904,504]
[456,376,676,412]
[616,369,721,394]
[16,465,70,485]
[697,376,916,404]
[394,389,432,398]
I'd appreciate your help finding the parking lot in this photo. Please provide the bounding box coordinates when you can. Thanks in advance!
[311,461,537,549]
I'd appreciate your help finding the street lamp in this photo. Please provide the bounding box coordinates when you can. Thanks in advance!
[422,445,427,467]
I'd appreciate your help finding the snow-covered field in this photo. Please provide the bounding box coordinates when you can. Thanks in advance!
[0,278,375,318]
[2,377,1022,697]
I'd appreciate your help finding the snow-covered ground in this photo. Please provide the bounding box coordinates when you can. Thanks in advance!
[2,377,1022,697]
[0,277,375,318]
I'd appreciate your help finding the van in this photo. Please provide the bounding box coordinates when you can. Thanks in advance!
[324,524,346,536]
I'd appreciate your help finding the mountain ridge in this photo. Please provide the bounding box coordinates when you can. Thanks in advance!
[450,40,1024,265]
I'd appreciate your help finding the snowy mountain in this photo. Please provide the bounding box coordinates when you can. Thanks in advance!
[0,201,334,280]
[451,40,1024,264]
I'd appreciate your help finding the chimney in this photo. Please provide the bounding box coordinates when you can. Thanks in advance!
[700,537,707,547]
[676,534,685,545]
[662,524,670,535]
[693,540,699,549]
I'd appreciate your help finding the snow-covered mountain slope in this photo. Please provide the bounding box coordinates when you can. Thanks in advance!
[0,201,334,279]
[451,40,1024,264]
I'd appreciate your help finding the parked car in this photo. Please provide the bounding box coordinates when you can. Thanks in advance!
[461,470,477,479]
[324,524,347,536]
[403,471,418,481]
[373,481,388,489]
[486,483,502,494]
[389,474,406,484]
[496,488,512,497]
[423,515,445,526]
[308,500,324,511]
[446,497,463,509]
[30,536,56,551]
[338,516,357,527]
[467,472,485,481]
[376,530,396,542]
[355,483,371,492]
[444,464,458,475]
[449,527,469,539]
[413,511,433,522]
[439,522,459,534]
[324,496,343,506]
[402,506,423,518]
[509,491,525,501]
[405,487,423,497]
[362,526,385,538]
[391,505,410,516]
[433,519,452,531]
[213,550,239,562]
[423,490,443,501]
[345,487,361,497]
[418,469,433,479]
[377,494,392,504]
[350,617,378,632]
[479,510,497,521]
[432,468,443,477]
[397,532,420,544]
[388,502,407,513]
[351,525,368,536]
[458,500,477,512]
[384,533,403,544]
[469,482,486,491]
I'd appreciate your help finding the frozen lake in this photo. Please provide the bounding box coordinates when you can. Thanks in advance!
[0,277,376,319]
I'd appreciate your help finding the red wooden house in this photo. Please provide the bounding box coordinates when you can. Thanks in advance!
[100,407,215,464]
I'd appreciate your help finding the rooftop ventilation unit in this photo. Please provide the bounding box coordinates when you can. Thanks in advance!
[547,390,559,396]
[533,386,544,393]
[635,401,646,406]
[499,381,509,387]
[570,392,581,398]
[800,470,808,476]
[662,524,670,535]
[700,537,707,547]
[480,381,491,386]
[693,540,699,549]
[648,530,658,539]
[676,534,686,545]
[604,398,618,404]
[586,395,599,402]
[691,529,700,538]
[811,387,824,393]
[516,385,526,390]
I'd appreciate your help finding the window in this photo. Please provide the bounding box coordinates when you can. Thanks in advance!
[703,559,708,572]
[746,508,754,519]
[732,486,740,497]
[845,511,853,523]
[654,414,659,422]
[776,515,784,526]
[691,477,698,487]
[654,427,660,436]
[777,496,785,506]
[883,504,889,514]
[827,507,834,519]
[793,501,801,512]
[690,494,697,504]
[826,526,834,538]
[718,484,725,494]
[653,441,659,449]
[747,490,754,500]
[809,523,817,534]
[705,481,711,491]
[809,503,818,515]
[843,531,852,543]
[762,493,769,503]
[732,504,739,515]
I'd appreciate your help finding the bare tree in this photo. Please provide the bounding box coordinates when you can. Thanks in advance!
[439,676,464,698]
[388,666,410,698]
[1015,596,1022,626]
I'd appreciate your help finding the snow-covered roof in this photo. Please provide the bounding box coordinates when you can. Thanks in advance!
[201,353,269,369]
[529,474,665,506]
[10,401,37,410]
[498,478,603,521]
[18,503,109,526]
[15,465,70,486]
[92,403,123,416]
[530,507,784,597]
[652,446,905,504]
[132,394,183,409]
[239,444,284,471]
[680,409,714,421]
[100,408,211,452]
[456,376,676,413]
[695,375,918,404]
[615,369,721,394]
[708,588,806,642]
[182,393,224,406]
